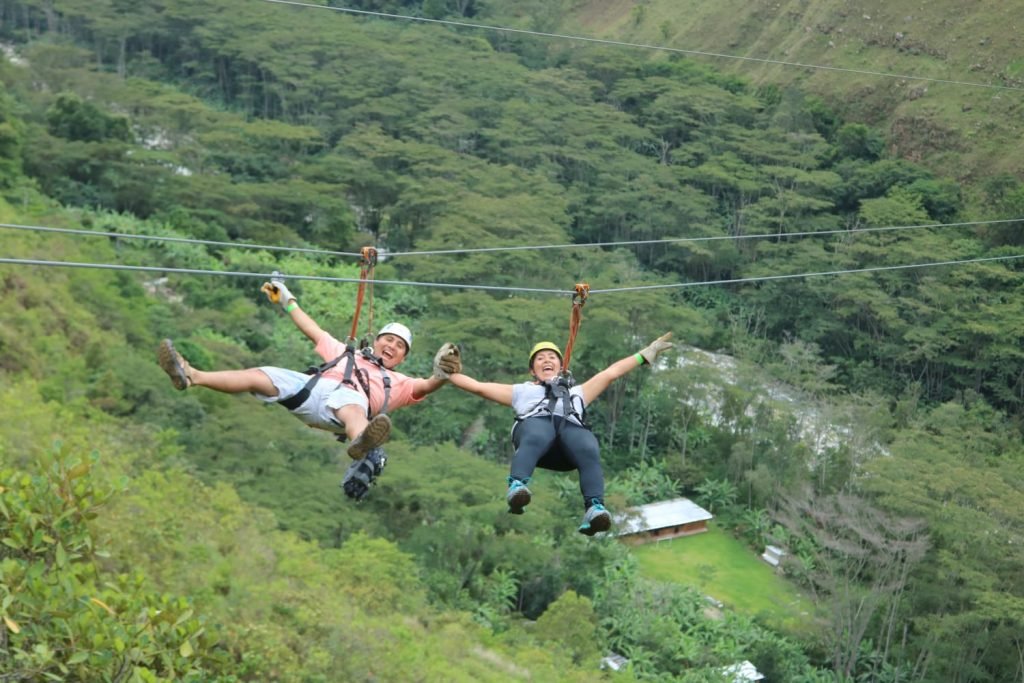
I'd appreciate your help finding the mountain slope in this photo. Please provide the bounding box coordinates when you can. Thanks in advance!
[571,0,1024,186]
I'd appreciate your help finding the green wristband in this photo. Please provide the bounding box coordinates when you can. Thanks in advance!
[635,352,646,365]
[285,301,298,313]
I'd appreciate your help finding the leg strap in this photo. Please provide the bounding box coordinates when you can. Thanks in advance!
[279,373,320,411]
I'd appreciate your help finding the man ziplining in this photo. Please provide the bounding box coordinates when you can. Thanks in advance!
[157,275,461,500]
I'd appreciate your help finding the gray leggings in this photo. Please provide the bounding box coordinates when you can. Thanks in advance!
[511,416,604,503]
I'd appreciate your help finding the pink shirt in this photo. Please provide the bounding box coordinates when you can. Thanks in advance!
[314,332,422,415]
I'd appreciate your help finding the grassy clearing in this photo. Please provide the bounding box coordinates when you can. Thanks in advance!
[631,522,817,635]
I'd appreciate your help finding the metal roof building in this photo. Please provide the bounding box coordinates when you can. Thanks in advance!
[613,497,713,544]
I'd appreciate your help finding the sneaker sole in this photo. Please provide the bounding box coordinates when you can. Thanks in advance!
[507,487,531,515]
[579,510,612,536]
[158,339,190,391]
[347,414,392,459]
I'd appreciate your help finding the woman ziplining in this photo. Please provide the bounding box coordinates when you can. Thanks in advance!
[436,285,674,535]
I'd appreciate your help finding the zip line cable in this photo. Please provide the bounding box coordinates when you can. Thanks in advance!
[589,253,1024,294]
[3,252,1021,297]
[0,222,361,259]
[384,218,1024,257]
[0,258,567,295]
[5,218,1020,261]
[261,0,1024,93]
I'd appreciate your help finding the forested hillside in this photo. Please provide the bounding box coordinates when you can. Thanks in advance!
[1,1,1022,681]
[573,0,1024,182]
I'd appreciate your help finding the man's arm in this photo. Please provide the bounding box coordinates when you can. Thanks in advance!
[285,304,327,344]
[261,279,326,344]
[408,376,447,401]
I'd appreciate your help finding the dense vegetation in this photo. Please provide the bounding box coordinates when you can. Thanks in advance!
[1,1,1022,681]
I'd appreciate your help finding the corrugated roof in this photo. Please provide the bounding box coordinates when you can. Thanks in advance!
[613,497,713,535]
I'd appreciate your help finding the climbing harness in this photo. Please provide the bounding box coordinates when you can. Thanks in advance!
[513,375,588,431]
[277,344,392,420]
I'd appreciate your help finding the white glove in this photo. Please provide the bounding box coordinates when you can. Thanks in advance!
[433,342,462,379]
[260,279,296,310]
[638,332,674,364]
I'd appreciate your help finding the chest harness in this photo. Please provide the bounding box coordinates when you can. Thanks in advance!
[514,375,589,433]
[278,342,392,419]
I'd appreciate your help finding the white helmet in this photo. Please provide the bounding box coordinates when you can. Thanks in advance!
[377,322,412,353]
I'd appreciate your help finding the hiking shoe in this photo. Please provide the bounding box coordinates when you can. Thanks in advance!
[341,447,387,501]
[347,414,391,459]
[506,477,532,515]
[158,339,192,390]
[578,503,612,536]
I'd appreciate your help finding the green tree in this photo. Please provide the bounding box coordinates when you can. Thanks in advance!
[0,450,230,680]
[533,590,601,666]
[45,92,131,142]
[0,84,24,187]
[835,122,884,161]
[609,460,680,505]
[863,401,1024,683]
[694,478,738,514]
[858,186,931,228]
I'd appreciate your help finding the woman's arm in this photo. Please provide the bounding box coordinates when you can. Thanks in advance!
[579,355,642,403]
[448,372,515,407]
[579,332,674,403]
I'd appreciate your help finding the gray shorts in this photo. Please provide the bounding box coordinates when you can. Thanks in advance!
[254,367,368,435]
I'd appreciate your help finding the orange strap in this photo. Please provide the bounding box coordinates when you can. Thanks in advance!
[561,283,589,374]
[348,246,378,343]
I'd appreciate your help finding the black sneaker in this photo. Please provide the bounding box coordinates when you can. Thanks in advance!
[341,448,387,501]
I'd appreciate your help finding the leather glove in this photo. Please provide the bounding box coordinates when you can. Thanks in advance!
[638,332,674,364]
[433,342,462,379]
[260,277,296,310]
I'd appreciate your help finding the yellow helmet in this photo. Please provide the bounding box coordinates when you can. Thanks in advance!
[528,341,562,368]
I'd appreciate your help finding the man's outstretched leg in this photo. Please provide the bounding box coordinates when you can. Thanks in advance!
[157,339,279,396]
